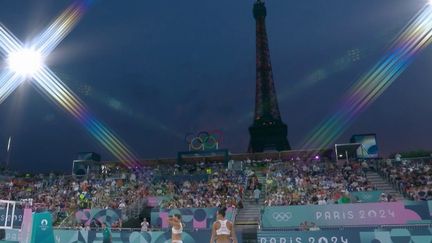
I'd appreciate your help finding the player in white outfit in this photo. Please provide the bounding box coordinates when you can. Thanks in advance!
[169,214,183,243]
[210,207,237,243]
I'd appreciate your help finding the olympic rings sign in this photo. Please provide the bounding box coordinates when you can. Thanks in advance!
[272,212,292,222]
[184,130,223,151]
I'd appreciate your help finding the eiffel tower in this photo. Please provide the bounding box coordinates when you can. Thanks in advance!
[248,0,291,152]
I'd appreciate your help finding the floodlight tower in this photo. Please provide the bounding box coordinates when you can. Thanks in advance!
[248,0,291,152]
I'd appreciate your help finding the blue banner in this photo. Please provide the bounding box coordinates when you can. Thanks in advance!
[0,208,23,228]
[258,226,432,243]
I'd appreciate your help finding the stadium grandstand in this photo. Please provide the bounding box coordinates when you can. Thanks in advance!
[1,150,432,242]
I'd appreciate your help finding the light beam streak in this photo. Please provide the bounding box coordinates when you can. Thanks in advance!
[300,4,432,150]
[33,67,140,168]
[0,24,22,55]
[0,72,24,104]
[0,0,141,168]
[33,0,90,55]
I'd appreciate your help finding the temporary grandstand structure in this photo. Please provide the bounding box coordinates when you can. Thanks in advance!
[334,143,366,163]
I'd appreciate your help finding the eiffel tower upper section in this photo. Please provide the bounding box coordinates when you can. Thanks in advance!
[248,0,291,152]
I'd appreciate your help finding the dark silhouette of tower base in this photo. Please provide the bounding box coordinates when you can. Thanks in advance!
[249,121,290,152]
[248,0,291,152]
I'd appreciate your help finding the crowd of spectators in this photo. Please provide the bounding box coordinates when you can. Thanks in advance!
[264,160,376,206]
[378,159,432,201]
[157,170,245,209]
[0,168,154,224]
[122,162,247,209]
[5,156,432,228]
[0,161,247,226]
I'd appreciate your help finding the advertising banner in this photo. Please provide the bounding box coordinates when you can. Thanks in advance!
[261,201,432,228]
[350,191,383,203]
[0,208,23,228]
[151,207,234,229]
[75,208,122,226]
[3,229,19,242]
[258,227,432,243]
[53,229,242,243]
[350,134,378,158]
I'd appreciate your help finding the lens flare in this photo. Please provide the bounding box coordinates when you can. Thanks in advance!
[0,0,141,168]
[300,4,432,150]
[33,0,91,55]
[0,24,22,55]
[0,72,25,104]
[32,68,140,168]
[7,49,43,76]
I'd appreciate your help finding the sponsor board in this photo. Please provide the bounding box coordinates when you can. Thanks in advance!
[258,226,432,243]
[75,208,121,226]
[0,209,23,228]
[262,201,432,228]
[151,207,234,229]
[350,191,382,203]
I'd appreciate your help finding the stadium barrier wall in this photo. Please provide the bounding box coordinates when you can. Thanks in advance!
[150,207,235,229]
[5,226,431,243]
[261,201,432,228]
[258,226,432,243]
[2,208,123,229]
[51,229,242,243]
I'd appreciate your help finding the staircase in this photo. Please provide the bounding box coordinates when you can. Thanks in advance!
[366,171,404,201]
[235,172,266,225]
[235,171,266,243]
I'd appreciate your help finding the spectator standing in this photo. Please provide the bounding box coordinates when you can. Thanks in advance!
[361,161,369,174]
[141,218,149,232]
[253,187,261,204]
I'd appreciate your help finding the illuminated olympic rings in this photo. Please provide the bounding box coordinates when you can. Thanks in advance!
[184,130,223,150]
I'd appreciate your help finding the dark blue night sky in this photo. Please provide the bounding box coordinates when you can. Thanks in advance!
[0,0,431,172]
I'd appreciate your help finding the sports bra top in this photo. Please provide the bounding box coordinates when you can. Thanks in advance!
[216,220,231,235]
[172,223,183,234]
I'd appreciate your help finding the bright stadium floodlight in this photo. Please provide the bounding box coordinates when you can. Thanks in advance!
[0,0,141,169]
[7,48,43,76]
